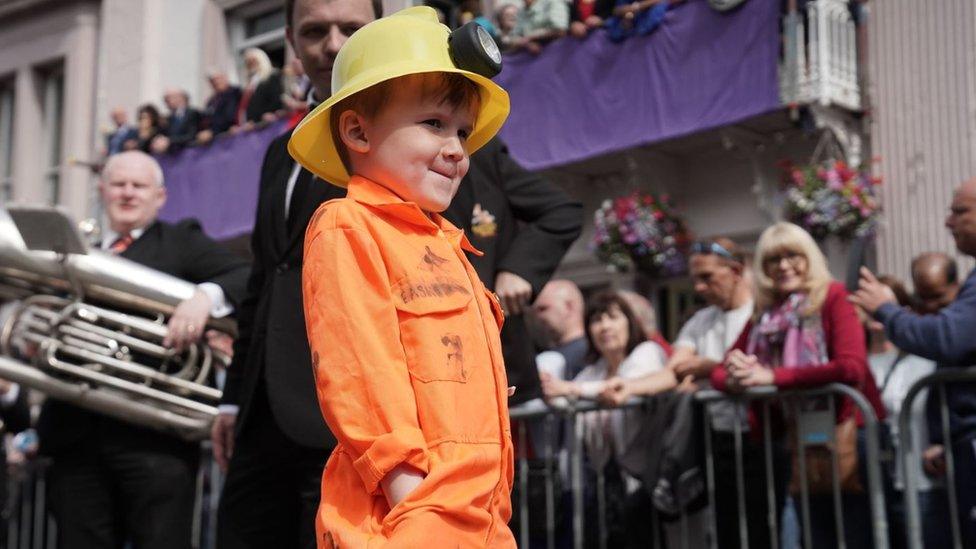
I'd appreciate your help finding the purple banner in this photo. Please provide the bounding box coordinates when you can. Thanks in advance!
[157,0,779,239]
[494,0,781,170]
[157,120,290,240]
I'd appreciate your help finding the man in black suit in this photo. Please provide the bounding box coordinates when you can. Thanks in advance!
[38,150,249,549]
[151,88,203,154]
[198,72,242,143]
[213,0,580,547]
[443,138,582,404]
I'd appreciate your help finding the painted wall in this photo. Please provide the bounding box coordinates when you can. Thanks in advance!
[868,1,976,284]
[0,1,99,216]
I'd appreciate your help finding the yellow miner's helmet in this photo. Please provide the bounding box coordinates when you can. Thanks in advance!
[287,6,511,187]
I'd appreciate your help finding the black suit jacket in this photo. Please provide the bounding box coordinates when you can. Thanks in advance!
[222,131,344,449]
[443,138,582,404]
[37,219,250,455]
[205,87,242,135]
[165,107,203,149]
[245,72,285,123]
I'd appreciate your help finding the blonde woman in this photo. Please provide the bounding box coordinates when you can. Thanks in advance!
[238,47,284,125]
[711,222,886,548]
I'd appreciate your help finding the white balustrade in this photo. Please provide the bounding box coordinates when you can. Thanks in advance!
[780,0,862,111]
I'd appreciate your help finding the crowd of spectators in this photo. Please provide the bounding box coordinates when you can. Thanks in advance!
[100,48,308,160]
[522,194,976,547]
[428,0,692,55]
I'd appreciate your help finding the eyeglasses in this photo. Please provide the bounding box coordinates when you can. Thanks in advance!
[763,251,806,268]
[690,241,736,261]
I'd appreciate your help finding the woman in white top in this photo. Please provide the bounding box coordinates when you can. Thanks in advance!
[540,291,673,547]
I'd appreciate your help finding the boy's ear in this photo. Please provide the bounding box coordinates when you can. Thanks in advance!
[337,110,370,154]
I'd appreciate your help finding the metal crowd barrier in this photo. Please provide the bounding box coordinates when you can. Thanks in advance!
[3,445,220,549]
[898,366,976,549]
[696,383,889,549]
[4,382,893,549]
[508,382,890,549]
[6,458,55,549]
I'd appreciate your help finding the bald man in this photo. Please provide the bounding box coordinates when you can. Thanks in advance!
[853,177,976,546]
[104,107,136,156]
[912,252,960,315]
[532,279,587,379]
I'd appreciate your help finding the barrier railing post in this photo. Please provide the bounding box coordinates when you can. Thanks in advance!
[938,384,964,549]
[898,368,976,549]
[761,400,779,549]
[571,408,584,549]
[791,398,814,549]
[517,422,530,549]
[702,404,718,549]
[732,400,749,549]
[543,414,556,549]
[827,396,847,547]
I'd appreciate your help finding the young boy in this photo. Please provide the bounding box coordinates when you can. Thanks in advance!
[288,7,516,548]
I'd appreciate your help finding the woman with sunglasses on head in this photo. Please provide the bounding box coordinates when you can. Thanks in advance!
[711,222,886,549]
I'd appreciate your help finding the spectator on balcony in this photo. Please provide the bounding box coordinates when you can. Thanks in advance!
[541,291,670,547]
[104,106,137,157]
[126,104,164,154]
[605,0,680,43]
[715,222,885,549]
[197,71,241,144]
[511,0,569,54]
[280,56,310,120]
[151,88,202,155]
[865,274,947,549]
[236,48,284,128]
[495,3,521,52]
[569,0,613,39]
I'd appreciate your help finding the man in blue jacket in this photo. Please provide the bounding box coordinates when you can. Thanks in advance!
[852,177,976,547]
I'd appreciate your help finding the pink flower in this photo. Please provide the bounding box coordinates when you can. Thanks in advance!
[827,170,843,190]
[850,195,863,208]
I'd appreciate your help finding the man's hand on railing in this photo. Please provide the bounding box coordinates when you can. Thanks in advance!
[672,356,718,381]
[674,374,698,394]
[922,444,947,479]
[540,371,577,399]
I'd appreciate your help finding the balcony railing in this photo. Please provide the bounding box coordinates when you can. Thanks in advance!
[780,0,862,111]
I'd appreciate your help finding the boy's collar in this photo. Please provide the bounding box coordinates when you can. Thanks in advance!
[346,176,483,256]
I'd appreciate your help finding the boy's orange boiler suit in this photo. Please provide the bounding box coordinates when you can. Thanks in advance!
[302,176,516,548]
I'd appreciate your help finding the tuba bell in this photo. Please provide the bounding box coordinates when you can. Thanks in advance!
[0,205,235,441]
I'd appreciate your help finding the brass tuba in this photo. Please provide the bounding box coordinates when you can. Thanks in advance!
[0,205,235,441]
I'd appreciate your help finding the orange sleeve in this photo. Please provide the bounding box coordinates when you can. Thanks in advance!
[303,226,429,495]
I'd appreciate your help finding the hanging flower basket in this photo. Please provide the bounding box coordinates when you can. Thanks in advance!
[591,192,691,277]
[779,159,882,241]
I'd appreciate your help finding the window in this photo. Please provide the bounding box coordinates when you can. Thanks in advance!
[38,64,64,205]
[0,80,13,203]
[230,2,287,71]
